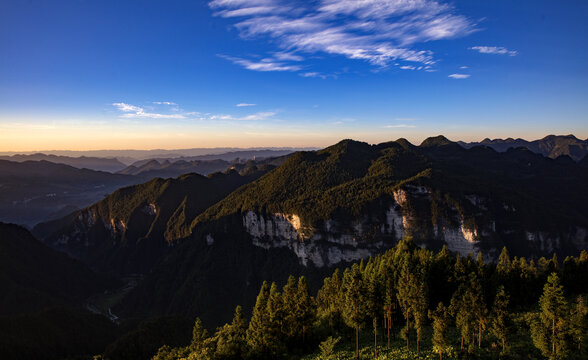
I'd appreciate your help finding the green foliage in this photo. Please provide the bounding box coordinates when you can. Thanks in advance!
[531,273,569,359]
[318,336,340,359]
[428,302,450,359]
[489,286,511,354]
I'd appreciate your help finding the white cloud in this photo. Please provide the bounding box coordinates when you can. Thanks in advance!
[236,103,256,107]
[400,65,416,70]
[460,65,468,69]
[209,111,276,121]
[153,101,177,105]
[210,0,475,71]
[448,73,470,79]
[470,46,517,56]
[385,124,416,128]
[219,55,302,71]
[112,102,185,119]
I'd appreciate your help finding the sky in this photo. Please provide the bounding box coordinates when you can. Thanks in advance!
[1,0,587,151]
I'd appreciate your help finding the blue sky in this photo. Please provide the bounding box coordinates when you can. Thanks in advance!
[1,0,587,151]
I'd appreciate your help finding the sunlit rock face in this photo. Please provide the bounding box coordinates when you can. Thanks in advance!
[241,185,587,268]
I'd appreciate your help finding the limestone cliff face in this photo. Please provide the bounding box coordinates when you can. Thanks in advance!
[241,185,587,267]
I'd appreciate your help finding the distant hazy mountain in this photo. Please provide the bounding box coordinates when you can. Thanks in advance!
[118,159,231,178]
[0,160,141,227]
[0,153,127,172]
[460,134,588,161]
[0,147,313,162]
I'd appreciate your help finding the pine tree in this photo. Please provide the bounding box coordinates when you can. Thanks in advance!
[215,306,248,359]
[569,295,587,353]
[281,275,299,342]
[246,281,270,358]
[295,276,315,344]
[531,273,569,359]
[469,275,488,349]
[265,282,286,357]
[429,302,450,360]
[450,284,474,352]
[412,273,428,353]
[191,317,209,353]
[343,265,367,360]
[490,286,511,354]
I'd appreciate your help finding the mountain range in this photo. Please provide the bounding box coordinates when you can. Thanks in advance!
[33,136,588,328]
[460,134,588,162]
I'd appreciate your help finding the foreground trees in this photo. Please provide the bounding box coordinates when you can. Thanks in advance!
[150,244,588,360]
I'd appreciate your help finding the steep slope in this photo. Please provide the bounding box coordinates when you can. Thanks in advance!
[461,134,588,161]
[0,153,127,172]
[115,138,588,327]
[0,222,114,315]
[0,160,140,227]
[37,166,274,275]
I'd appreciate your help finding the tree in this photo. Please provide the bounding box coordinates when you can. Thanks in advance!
[450,284,474,352]
[295,276,315,345]
[469,275,488,349]
[531,273,569,359]
[366,270,383,356]
[215,306,248,359]
[246,281,270,358]
[343,265,367,360]
[397,255,415,350]
[191,318,209,353]
[265,282,286,357]
[569,295,587,353]
[490,286,511,354]
[429,302,450,360]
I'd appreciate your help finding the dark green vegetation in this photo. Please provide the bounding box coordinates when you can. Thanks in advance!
[146,239,588,360]
[461,134,588,162]
[36,165,276,275]
[116,159,231,178]
[0,159,141,226]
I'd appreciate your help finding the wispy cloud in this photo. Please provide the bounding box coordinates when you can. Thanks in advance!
[210,0,475,72]
[448,73,470,79]
[470,46,517,56]
[385,124,416,128]
[219,55,302,72]
[236,103,256,107]
[153,101,177,105]
[460,65,468,69]
[112,102,185,119]
[209,111,277,121]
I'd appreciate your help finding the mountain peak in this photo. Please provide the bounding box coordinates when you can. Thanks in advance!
[419,135,454,147]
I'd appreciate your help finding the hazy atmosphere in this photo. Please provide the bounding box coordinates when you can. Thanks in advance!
[1,0,587,151]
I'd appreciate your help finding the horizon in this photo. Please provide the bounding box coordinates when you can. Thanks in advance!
[0,133,585,155]
[1,0,588,151]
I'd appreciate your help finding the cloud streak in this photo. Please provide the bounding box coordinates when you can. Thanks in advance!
[210,0,475,72]
[112,103,185,119]
[470,46,517,56]
[448,73,470,79]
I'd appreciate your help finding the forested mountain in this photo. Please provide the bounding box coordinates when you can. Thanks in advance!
[0,153,128,172]
[35,163,277,275]
[460,134,588,161]
[78,137,586,329]
[0,160,141,227]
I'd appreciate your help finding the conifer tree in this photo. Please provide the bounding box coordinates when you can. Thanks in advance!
[569,295,587,353]
[191,317,209,353]
[343,265,367,360]
[450,284,474,352]
[397,255,415,350]
[366,270,383,356]
[265,282,286,357]
[490,285,511,354]
[429,302,450,360]
[295,276,314,344]
[246,281,270,358]
[531,273,569,359]
[281,275,298,341]
[215,306,248,359]
[469,275,488,349]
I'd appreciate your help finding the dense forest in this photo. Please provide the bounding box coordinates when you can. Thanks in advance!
[110,237,588,360]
